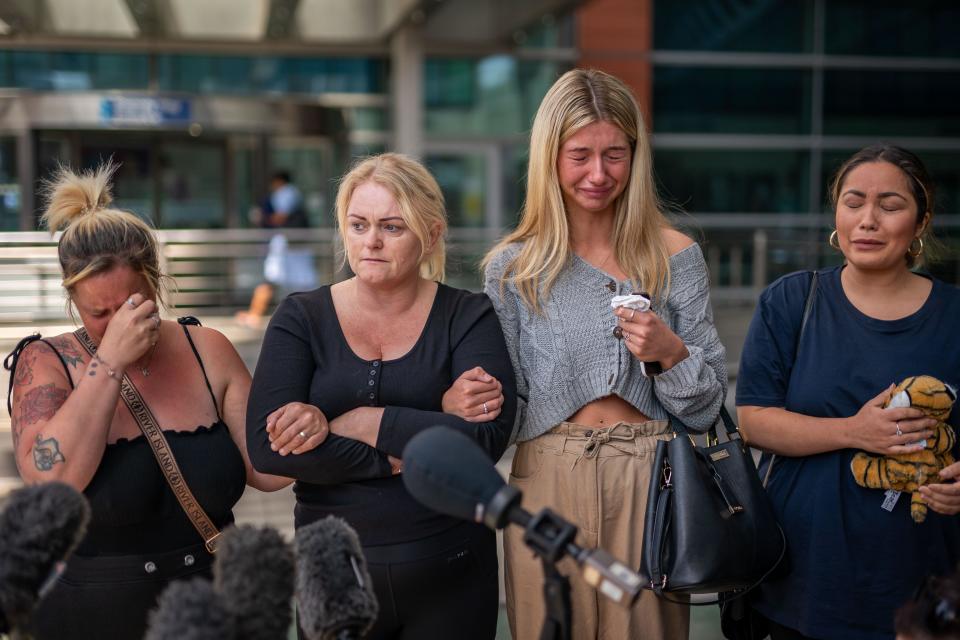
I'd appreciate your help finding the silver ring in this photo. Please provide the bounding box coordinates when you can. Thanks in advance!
[298,430,307,439]
[482,402,489,415]
[126,297,136,308]
[895,422,903,437]
[152,314,161,328]
[629,309,636,321]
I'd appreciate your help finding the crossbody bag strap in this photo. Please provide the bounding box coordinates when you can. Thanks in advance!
[74,328,221,554]
[761,269,819,488]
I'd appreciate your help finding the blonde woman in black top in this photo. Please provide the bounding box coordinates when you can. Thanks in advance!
[247,153,516,639]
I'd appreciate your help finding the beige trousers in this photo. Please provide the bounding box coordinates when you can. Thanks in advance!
[504,421,690,640]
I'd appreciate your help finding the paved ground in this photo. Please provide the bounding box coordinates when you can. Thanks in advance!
[0,301,753,639]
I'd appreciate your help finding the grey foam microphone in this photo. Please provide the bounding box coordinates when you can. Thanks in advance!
[402,427,644,608]
[0,482,90,634]
[145,578,237,640]
[214,524,294,640]
[295,516,378,640]
[401,425,513,527]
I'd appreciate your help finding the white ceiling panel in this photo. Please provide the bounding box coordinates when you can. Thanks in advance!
[45,0,139,38]
[168,0,268,40]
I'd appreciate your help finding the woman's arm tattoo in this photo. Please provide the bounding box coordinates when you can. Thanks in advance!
[13,383,69,450]
[46,335,85,368]
[32,434,65,471]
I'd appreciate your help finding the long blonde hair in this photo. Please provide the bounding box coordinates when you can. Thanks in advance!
[41,163,169,315]
[482,68,671,312]
[335,153,447,282]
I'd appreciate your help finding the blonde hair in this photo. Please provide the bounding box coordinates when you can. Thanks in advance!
[335,153,447,282]
[41,163,169,313]
[482,68,672,312]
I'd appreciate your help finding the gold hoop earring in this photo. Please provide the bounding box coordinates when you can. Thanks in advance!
[828,230,840,250]
[908,236,924,258]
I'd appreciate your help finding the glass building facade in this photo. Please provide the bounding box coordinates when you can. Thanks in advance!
[0,0,958,292]
[650,0,960,287]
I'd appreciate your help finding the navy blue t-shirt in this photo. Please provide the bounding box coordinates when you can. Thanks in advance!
[737,266,960,640]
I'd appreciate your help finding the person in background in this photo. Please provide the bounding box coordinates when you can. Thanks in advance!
[483,68,727,639]
[237,170,311,327]
[4,163,291,640]
[246,153,515,640]
[737,145,960,639]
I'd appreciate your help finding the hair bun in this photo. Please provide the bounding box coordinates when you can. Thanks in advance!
[41,164,117,233]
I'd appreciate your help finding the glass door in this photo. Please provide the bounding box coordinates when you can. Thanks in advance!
[158,139,226,228]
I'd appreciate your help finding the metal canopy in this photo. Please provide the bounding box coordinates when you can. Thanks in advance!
[0,0,577,49]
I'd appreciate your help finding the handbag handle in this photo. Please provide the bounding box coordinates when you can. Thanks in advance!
[759,269,819,486]
[699,270,819,451]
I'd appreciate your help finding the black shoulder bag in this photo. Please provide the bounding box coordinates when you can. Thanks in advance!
[639,271,819,610]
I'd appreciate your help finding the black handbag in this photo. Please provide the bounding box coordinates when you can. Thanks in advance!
[640,405,786,597]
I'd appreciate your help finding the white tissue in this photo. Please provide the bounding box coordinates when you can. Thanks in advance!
[610,293,651,312]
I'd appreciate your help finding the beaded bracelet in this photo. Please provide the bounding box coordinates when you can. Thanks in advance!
[92,352,123,382]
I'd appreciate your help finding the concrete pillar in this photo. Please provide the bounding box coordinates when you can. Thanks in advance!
[390,23,424,159]
[16,130,34,231]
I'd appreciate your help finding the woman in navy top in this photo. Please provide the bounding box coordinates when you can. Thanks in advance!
[737,145,960,640]
[246,153,516,640]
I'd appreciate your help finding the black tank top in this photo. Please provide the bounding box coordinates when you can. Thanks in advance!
[6,318,247,556]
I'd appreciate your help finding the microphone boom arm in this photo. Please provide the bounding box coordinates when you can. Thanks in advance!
[483,485,644,609]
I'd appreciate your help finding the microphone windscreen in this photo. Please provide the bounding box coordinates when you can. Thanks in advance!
[145,578,236,640]
[295,516,377,640]
[213,524,294,640]
[402,426,505,523]
[0,482,90,630]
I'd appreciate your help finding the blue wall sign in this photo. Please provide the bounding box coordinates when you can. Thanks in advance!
[100,97,192,125]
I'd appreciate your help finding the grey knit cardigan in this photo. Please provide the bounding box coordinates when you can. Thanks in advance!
[483,242,727,443]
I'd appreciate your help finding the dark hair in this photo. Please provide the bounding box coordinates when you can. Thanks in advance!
[828,144,938,268]
[895,570,960,640]
[271,171,292,184]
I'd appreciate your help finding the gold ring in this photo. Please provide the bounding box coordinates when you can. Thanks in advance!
[629,309,636,320]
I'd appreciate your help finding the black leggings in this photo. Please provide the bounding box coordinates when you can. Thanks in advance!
[299,521,498,640]
[28,542,213,640]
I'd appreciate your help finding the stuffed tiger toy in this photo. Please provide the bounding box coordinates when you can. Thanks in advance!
[850,375,957,523]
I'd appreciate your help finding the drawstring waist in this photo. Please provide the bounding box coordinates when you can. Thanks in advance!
[538,420,671,469]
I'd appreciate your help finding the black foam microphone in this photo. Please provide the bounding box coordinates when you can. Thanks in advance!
[295,516,378,640]
[402,426,644,608]
[214,524,294,640]
[145,578,237,640]
[0,482,91,634]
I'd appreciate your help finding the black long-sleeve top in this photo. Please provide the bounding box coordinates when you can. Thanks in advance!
[246,283,516,546]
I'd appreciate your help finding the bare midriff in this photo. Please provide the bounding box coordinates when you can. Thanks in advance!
[566,394,650,429]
